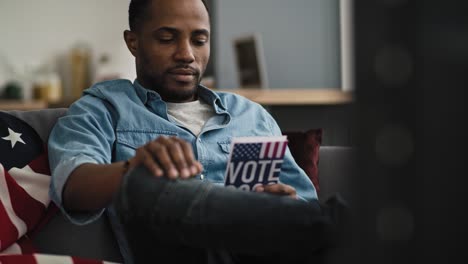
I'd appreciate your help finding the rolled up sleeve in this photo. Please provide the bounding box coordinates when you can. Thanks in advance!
[48,95,117,225]
[263,109,318,202]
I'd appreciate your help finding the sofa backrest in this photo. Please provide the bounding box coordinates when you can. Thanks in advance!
[5,108,68,143]
[3,108,354,261]
[4,108,123,262]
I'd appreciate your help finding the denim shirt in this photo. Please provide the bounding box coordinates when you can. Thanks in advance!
[48,79,317,263]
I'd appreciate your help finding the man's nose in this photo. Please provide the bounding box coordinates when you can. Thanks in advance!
[174,41,195,63]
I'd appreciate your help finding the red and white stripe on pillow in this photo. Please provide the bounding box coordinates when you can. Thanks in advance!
[0,152,51,254]
[0,254,119,264]
[1,236,36,256]
[1,112,54,254]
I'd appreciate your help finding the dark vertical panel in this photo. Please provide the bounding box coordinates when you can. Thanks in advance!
[354,0,419,262]
[351,1,468,264]
[417,1,468,262]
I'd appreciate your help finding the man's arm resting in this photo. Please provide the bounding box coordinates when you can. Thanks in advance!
[62,136,204,212]
[62,161,127,212]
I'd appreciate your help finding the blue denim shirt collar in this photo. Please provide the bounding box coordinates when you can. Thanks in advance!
[133,79,160,105]
[132,79,228,114]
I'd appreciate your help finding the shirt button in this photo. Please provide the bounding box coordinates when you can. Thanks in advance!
[200,174,204,180]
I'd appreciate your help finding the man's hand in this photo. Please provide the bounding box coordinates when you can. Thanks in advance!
[127,136,203,179]
[254,183,297,199]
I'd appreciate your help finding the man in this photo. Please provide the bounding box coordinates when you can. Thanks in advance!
[48,0,346,263]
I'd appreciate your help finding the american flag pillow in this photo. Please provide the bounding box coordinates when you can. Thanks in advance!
[0,253,119,264]
[0,112,53,254]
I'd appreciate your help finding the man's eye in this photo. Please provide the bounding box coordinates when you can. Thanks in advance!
[193,38,208,46]
[158,37,174,43]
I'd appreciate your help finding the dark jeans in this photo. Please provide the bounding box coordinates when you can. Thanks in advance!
[114,166,348,264]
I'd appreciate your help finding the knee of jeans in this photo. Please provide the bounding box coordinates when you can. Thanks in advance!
[114,165,166,221]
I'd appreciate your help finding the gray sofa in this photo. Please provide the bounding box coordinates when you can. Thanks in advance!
[4,108,354,263]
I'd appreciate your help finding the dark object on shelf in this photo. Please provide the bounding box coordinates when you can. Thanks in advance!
[2,81,23,99]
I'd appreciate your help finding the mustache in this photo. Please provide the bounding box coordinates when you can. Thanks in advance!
[167,65,200,75]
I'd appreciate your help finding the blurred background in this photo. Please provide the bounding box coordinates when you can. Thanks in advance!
[0,0,137,102]
[0,0,342,99]
[0,0,352,146]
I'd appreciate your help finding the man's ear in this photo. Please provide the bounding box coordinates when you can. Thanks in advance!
[124,30,138,57]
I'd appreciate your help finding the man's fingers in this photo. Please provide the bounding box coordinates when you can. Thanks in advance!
[194,161,204,175]
[132,136,203,179]
[146,139,179,179]
[166,138,191,178]
[257,184,297,199]
[134,148,163,177]
[172,137,203,176]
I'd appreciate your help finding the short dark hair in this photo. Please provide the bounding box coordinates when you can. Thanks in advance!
[129,0,210,32]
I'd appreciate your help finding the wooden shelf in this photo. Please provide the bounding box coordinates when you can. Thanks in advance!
[0,100,48,111]
[215,88,353,105]
[0,89,354,110]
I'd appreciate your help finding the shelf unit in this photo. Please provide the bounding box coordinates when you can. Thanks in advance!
[0,100,48,111]
[215,88,353,105]
[0,89,353,110]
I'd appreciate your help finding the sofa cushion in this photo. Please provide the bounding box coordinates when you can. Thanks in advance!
[0,112,53,253]
[317,146,355,201]
[0,253,119,263]
[4,109,67,143]
[2,109,123,262]
[283,129,322,192]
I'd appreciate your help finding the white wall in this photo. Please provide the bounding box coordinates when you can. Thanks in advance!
[0,0,135,99]
[0,0,342,99]
[215,0,341,89]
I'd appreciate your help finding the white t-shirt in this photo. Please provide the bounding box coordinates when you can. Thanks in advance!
[166,100,215,136]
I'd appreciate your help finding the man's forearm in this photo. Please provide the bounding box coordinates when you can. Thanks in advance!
[61,136,204,213]
[63,161,127,212]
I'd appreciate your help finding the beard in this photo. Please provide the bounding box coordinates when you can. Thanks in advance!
[140,68,203,102]
[137,55,205,102]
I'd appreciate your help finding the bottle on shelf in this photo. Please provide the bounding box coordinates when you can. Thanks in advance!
[70,43,91,99]
[32,63,62,103]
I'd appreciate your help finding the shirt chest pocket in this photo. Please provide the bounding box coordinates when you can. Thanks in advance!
[116,130,178,150]
[216,141,232,165]
[217,141,231,154]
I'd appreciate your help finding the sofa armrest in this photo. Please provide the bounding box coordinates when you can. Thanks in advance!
[32,212,123,262]
[318,146,355,201]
